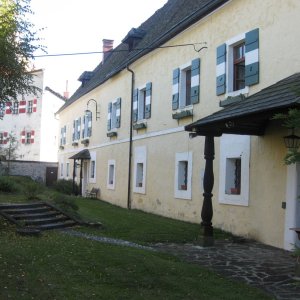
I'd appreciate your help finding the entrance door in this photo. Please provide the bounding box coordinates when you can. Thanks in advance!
[46,167,58,186]
[296,163,300,248]
[284,163,300,250]
[82,161,88,196]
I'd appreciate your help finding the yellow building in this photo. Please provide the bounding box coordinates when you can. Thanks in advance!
[57,0,300,250]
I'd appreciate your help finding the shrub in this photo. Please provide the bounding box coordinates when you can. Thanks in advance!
[51,193,80,220]
[52,179,78,195]
[23,181,43,200]
[0,176,18,193]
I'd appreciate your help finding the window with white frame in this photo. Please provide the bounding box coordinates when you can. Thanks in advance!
[27,100,33,113]
[133,82,152,123]
[107,159,116,190]
[172,58,200,111]
[82,111,92,139]
[89,151,96,183]
[60,125,66,146]
[133,146,147,194]
[216,28,259,97]
[219,134,250,206]
[107,98,121,131]
[66,162,70,178]
[72,118,81,141]
[12,101,19,114]
[60,163,64,178]
[174,152,193,200]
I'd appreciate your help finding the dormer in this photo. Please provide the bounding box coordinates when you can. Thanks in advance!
[122,28,146,51]
[78,71,94,87]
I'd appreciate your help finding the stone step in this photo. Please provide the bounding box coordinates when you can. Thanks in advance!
[25,216,69,226]
[12,211,61,220]
[36,220,77,231]
[2,206,50,215]
[0,202,45,210]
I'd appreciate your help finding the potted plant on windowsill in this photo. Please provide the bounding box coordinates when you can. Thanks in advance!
[230,187,240,194]
[59,145,64,150]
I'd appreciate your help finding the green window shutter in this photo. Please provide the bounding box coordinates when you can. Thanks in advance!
[191,58,200,104]
[107,102,112,131]
[145,82,152,119]
[133,89,138,123]
[172,68,180,110]
[245,28,259,86]
[216,43,226,95]
[116,97,121,128]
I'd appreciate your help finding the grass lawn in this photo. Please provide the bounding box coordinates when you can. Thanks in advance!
[0,176,272,299]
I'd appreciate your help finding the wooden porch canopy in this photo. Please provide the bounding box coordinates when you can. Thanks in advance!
[184,73,300,246]
[69,149,91,195]
[185,73,300,137]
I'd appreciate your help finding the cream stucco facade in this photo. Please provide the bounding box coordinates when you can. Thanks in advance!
[57,0,300,249]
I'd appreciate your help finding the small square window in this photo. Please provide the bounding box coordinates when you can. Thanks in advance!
[225,158,241,195]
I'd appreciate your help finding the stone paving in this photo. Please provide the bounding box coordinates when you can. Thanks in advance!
[151,240,300,300]
[62,229,300,300]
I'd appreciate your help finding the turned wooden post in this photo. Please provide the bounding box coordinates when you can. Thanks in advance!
[72,159,76,195]
[79,159,83,196]
[201,135,215,246]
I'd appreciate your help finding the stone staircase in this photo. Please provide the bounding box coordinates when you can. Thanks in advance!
[0,202,79,234]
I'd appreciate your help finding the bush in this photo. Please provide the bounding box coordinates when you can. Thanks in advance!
[0,176,18,193]
[52,179,78,195]
[51,193,80,220]
[23,181,43,200]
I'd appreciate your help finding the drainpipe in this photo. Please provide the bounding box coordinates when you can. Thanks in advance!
[126,66,135,209]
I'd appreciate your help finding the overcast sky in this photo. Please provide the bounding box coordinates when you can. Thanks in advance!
[30,0,167,95]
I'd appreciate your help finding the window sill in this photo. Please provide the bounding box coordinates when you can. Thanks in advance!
[107,131,117,138]
[72,142,78,147]
[220,94,246,107]
[133,122,147,130]
[81,139,89,146]
[172,108,193,120]
[225,86,249,98]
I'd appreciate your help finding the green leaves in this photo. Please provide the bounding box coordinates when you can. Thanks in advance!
[0,0,45,100]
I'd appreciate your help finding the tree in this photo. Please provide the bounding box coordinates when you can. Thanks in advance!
[0,132,19,175]
[0,0,45,101]
[274,108,300,165]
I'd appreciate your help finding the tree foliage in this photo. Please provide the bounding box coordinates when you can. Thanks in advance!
[273,108,300,165]
[0,0,45,100]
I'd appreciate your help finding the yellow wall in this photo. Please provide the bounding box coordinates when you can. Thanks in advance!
[57,0,300,249]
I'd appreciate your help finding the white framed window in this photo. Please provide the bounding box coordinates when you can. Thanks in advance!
[60,163,64,178]
[107,159,116,190]
[27,100,33,113]
[82,111,92,139]
[179,65,192,108]
[219,134,250,206]
[12,101,19,114]
[66,162,70,178]
[133,146,147,194]
[133,82,152,123]
[216,28,259,97]
[174,152,193,200]
[172,58,200,111]
[107,98,121,131]
[89,151,96,183]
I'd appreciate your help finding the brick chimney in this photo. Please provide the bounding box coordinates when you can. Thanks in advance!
[102,39,114,62]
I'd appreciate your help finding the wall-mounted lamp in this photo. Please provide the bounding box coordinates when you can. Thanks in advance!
[85,99,100,121]
[283,128,300,150]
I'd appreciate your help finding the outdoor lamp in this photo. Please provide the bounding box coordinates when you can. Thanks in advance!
[283,128,300,150]
[85,99,100,120]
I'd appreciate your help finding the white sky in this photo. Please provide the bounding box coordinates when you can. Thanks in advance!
[30,0,167,95]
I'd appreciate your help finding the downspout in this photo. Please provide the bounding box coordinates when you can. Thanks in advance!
[126,66,135,209]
